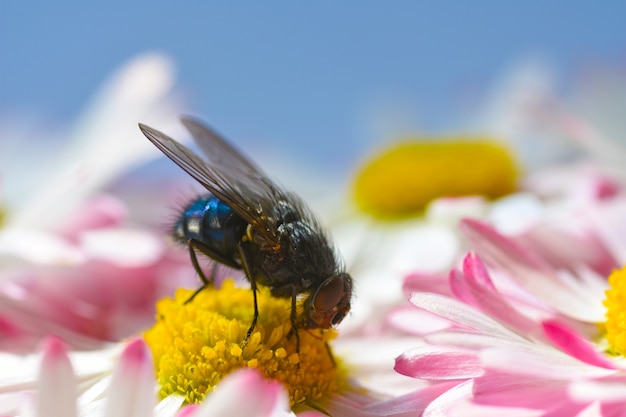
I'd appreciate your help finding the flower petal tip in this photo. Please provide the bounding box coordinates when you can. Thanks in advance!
[40,336,68,362]
[120,338,151,366]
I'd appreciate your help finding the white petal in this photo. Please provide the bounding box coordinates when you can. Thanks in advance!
[0,229,84,268]
[12,52,184,229]
[79,228,164,267]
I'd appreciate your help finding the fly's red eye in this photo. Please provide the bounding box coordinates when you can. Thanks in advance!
[313,276,344,312]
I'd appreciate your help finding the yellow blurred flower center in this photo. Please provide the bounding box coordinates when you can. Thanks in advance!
[143,279,347,408]
[352,137,519,218]
[0,205,6,228]
[604,266,626,355]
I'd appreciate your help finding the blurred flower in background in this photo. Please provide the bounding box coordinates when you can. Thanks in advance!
[0,52,193,352]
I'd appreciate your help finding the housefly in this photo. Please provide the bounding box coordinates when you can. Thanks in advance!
[138,117,352,349]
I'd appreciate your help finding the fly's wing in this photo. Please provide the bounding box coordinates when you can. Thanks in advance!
[138,122,285,243]
[180,116,263,177]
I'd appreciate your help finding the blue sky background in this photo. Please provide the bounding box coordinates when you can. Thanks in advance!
[1,1,625,168]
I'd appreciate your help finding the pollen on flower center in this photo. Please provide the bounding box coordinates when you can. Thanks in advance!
[352,137,519,219]
[143,279,347,408]
[603,266,626,355]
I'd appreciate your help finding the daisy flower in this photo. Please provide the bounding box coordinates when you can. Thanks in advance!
[391,195,626,416]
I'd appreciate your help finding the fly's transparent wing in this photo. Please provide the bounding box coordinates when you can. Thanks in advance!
[138,122,286,242]
[180,116,263,177]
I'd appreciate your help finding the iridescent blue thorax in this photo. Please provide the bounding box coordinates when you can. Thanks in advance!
[173,195,247,266]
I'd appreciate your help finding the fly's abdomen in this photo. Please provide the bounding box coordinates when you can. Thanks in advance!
[173,195,247,263]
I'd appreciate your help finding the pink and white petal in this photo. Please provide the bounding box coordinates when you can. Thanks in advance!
[190,368,288,417]
[334,337,427,396]
[37,337,77,417]
[569,377,626,403]
[460,219,604,322]
[78,228,165,267]
[422,379,474,417]
[387,306,452,335]
[0,229,85,267]
[473,372,569,408]
[587,196,626,262]
[363,381,461,416]
[542,319,616,369]
[58,194,128,239]
[424,329,529,351]
[176,404,200,417]
[324,392,380,417]
[449,264,544,339]
[395,345,483,380]
[403,272,454,299]
[409,292,526,342]
[517,220,619,278]
[479,346,615,380]
[102,339,156,417]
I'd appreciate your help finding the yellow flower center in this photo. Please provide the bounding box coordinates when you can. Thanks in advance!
[352,137,519,219]
[0,205,6,228]
[604,266,626,355]
[143,279,347,408]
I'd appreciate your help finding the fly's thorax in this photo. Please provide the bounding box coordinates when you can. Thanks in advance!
[251,218,342,295]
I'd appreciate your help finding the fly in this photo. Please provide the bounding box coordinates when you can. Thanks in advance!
[138,117,353,351]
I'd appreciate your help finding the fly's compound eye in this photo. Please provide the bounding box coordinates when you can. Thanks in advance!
[313,275,345,313]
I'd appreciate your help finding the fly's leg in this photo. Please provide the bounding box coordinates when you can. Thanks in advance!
[290,285,301,368]
[184,238,242,305]
[237,241,259,348]
[184,239,212,304]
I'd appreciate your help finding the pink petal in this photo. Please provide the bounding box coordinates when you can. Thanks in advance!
[102,339,156,417]
[192,368,288,417]
[57,194,128,239]
[473,372,572,409]
[37,337,77,417]
[543,319,616,369]
[449,256,544,338]
[395,346,483,380]
[462,253,496,290]
[176,404,200,417]
[403,272,454,298]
